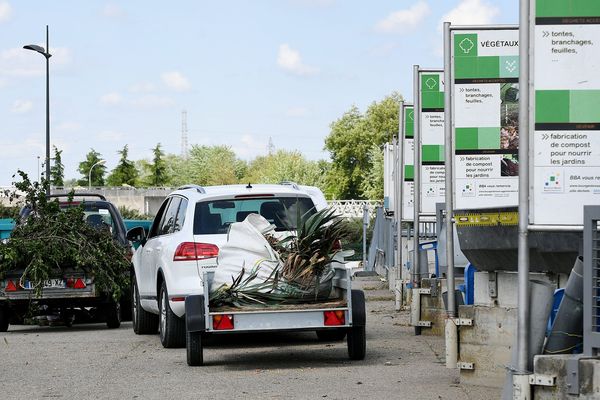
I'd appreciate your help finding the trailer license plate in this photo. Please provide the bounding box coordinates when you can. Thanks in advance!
[23,279,66,290]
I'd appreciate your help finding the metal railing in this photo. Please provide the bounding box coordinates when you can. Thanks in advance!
[584,205,600,356]
[329,200,380,219]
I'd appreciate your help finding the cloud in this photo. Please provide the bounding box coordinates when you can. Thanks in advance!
[0,46,71,77]
[129,82,156,93]
[101,3,126,18]
[231,134,268,160]
[100,92,122,106]
[375,1,430,34]
[161,71,191,92]
[277,44,319,77]
[440,0,499,29]
[131,94,175,109]
[285,106,310,118]
[10,99,32,114]
[0,1,12,23]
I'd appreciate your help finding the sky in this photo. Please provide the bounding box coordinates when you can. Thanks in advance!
[0,0,518,186]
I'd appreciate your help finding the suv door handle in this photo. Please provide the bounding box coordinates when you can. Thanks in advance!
[144,248,153,253]
[155,247,162,252]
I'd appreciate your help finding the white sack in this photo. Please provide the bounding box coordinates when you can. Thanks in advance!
[210,214,282,292]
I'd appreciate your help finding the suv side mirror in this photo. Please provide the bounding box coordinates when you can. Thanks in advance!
[126,226,147,247]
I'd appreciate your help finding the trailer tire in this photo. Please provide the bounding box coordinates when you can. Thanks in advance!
[186,330,204,366]
[316,329,347,341]
[132,274,158,334]
[347,289,366,360]
[159,281,186,348]
[0,305,9,332]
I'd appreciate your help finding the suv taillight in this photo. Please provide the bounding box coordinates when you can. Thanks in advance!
[173,242,219,261]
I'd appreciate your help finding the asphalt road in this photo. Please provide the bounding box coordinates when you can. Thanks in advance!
[0,278,499,400]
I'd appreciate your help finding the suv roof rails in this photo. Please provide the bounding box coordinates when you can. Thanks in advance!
[49,193,107,201]
[279,181,299,190]
[177,184,206,194]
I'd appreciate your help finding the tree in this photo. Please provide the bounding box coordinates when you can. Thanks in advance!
[107,145,139,187]
[360,145,384,200]
[244,149,328,188]
[168,145,241,187]
[148,143,168,186]
[323,92,402,199]
[49,145,64,187]
[77,149,106,187]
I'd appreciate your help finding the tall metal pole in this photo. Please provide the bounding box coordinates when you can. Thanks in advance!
[517,0,531,377]
[397,102,405,278]
[443,21,459,370]
[45,25,50,196]
[412,65,421,288]
[443,22,456,319]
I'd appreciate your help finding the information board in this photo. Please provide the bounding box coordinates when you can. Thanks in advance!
[419,70,445,215]
[532,0,600,225]
[402,104,414,221]
[451,28,520,209]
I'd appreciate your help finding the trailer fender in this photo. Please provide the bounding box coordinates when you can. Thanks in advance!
[185,295,205,332]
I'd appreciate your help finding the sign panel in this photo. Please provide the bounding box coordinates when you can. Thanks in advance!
[452,28,520,209]
[419,71,445,215]
[532,0,600,225]
[402,104,414,221]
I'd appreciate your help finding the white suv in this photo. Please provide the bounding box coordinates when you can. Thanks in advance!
[130,183,327,347]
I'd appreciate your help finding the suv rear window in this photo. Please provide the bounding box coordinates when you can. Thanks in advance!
[193,196,316,234]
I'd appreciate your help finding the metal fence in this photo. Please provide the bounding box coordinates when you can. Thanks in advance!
[584,205,600,356]
[329,200,380,219]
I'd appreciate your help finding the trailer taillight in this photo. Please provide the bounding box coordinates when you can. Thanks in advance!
[213,314,234,330]
[4,280,18,292]
[324,310,345,326]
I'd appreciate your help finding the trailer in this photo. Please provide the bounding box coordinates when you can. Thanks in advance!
[184,265,366,366]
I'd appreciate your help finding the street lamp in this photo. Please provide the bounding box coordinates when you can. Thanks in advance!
[24,25,52,196]
[88,160,106,191]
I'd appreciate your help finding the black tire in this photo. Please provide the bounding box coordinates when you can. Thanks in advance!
[132,274,158,334]
[0,305,9,332]
[120,288,132,322]
[105,299,121,329]
[347,325,366,360]
[347,289,366,360]
[316,329,347,341]
[159,281,186,348]
[186,330,204,366]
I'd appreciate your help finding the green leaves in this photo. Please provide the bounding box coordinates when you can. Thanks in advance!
[0,172,131,300]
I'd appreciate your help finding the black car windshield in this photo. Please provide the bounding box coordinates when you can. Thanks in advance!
[59,203,117,236]
[193,196,316,235]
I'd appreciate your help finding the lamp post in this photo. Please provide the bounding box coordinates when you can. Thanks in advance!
[88,160,106,191]
[24,25,52,196]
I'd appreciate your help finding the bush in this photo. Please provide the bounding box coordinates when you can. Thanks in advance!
[0,204,18,219]
[338,217,373,261]
[118,205,151,220]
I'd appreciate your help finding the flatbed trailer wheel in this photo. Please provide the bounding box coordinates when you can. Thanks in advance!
[0,305,9,332]
[347,289,366,360]
[186,330,204,366]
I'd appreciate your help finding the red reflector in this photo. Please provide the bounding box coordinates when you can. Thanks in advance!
[170,297,185,302]
[213,314,234,330]
[5,280,17,292]
[173,242,219,261]
[324,310,345,326]
[73,278,86,289]
[66,277,74,288]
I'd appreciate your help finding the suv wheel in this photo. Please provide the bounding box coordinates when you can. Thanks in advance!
[159,281,186,348]
[132,274,158,334]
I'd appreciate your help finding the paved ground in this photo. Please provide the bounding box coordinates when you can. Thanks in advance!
[0,276,500,400]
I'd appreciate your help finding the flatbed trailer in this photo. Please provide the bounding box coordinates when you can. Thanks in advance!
[184,265,366,366]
